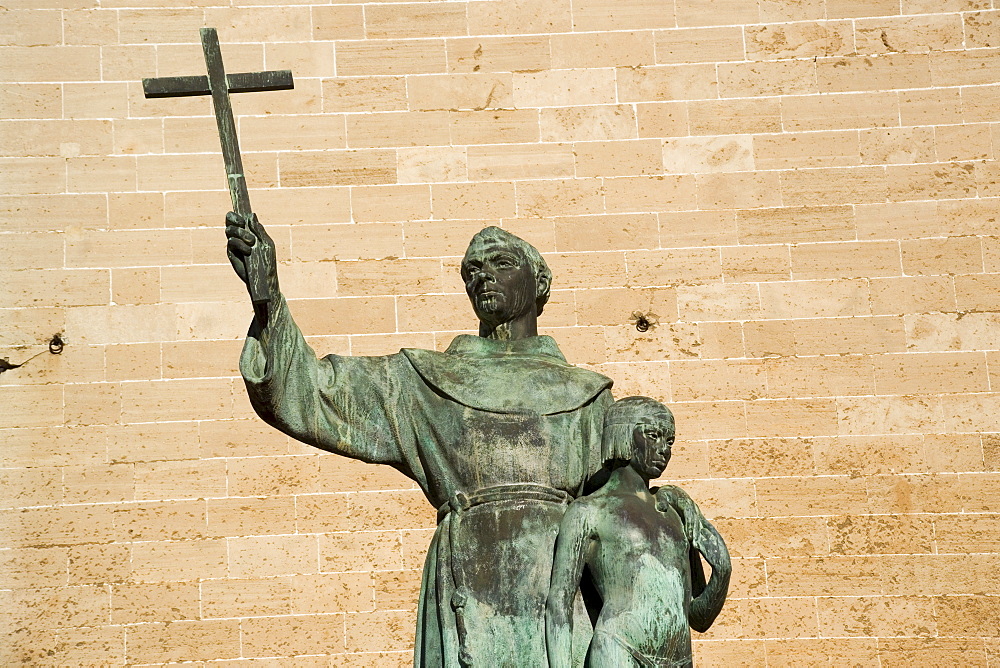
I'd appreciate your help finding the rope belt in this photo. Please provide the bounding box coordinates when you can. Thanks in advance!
[436,482,572,524]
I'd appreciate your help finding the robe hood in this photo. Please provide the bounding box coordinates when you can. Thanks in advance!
[401,334,613,415]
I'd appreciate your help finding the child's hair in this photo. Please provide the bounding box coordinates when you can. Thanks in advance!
[601,396,675,465]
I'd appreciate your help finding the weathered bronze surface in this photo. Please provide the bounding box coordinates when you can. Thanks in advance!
[225,214,729,664]
[142,70,293,98]
[143,28,293,305]
[547,397,731,667]
[228,218,613,666]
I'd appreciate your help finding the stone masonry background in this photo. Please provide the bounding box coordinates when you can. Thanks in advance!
[4,0,1000,664]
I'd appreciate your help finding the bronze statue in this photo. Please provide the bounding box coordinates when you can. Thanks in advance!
[546,397,731,668]
[226,214,613,666]
[149,29,727,666]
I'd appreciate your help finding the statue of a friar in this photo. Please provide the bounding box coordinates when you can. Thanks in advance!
[226,213,613,666]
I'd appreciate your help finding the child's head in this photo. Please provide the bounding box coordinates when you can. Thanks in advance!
[602,396,675,478]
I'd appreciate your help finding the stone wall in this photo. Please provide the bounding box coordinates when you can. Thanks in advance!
[4,0,1000,664]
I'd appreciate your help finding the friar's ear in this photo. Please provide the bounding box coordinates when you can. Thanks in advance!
[536,271,551,298]
[534,269,552,316]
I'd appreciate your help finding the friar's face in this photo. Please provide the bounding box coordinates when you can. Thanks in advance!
[631,415,675,479]
[461,238,537,327]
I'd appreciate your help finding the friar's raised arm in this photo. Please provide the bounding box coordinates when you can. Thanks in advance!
[240,294,413,470]
[229,212,412,474]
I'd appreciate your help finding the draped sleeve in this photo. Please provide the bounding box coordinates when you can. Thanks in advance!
[587,388,614,483]
[239,295,413,477]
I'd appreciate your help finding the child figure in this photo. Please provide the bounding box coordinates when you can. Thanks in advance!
[546,397,731,668]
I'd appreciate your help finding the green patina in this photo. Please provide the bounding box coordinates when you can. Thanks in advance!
[226,213,729,667]
[547,397,731,668]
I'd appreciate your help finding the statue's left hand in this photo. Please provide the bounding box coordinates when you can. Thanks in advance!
[655,485,702,546]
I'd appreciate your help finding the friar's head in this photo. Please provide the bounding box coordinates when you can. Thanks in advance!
[461,226,552,340]
[602,396,676,480]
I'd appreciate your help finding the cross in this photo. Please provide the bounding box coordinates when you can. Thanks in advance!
[142,27,294,305]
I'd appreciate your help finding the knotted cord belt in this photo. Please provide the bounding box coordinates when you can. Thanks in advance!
[436,482,572,524]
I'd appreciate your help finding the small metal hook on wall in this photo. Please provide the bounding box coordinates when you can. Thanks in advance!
[48,333,65,355]
[0,333,66,375]
[630,311,659,333]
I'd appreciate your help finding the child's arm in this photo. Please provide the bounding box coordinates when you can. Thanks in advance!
[656,485,732,632]
[546,502,595,668]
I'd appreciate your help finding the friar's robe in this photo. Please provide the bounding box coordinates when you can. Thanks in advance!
[240,296,613,667]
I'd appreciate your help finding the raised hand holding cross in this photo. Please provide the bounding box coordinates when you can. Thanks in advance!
[142,28,294,305]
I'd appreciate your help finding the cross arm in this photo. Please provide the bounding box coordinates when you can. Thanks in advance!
[142,70,294,98]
